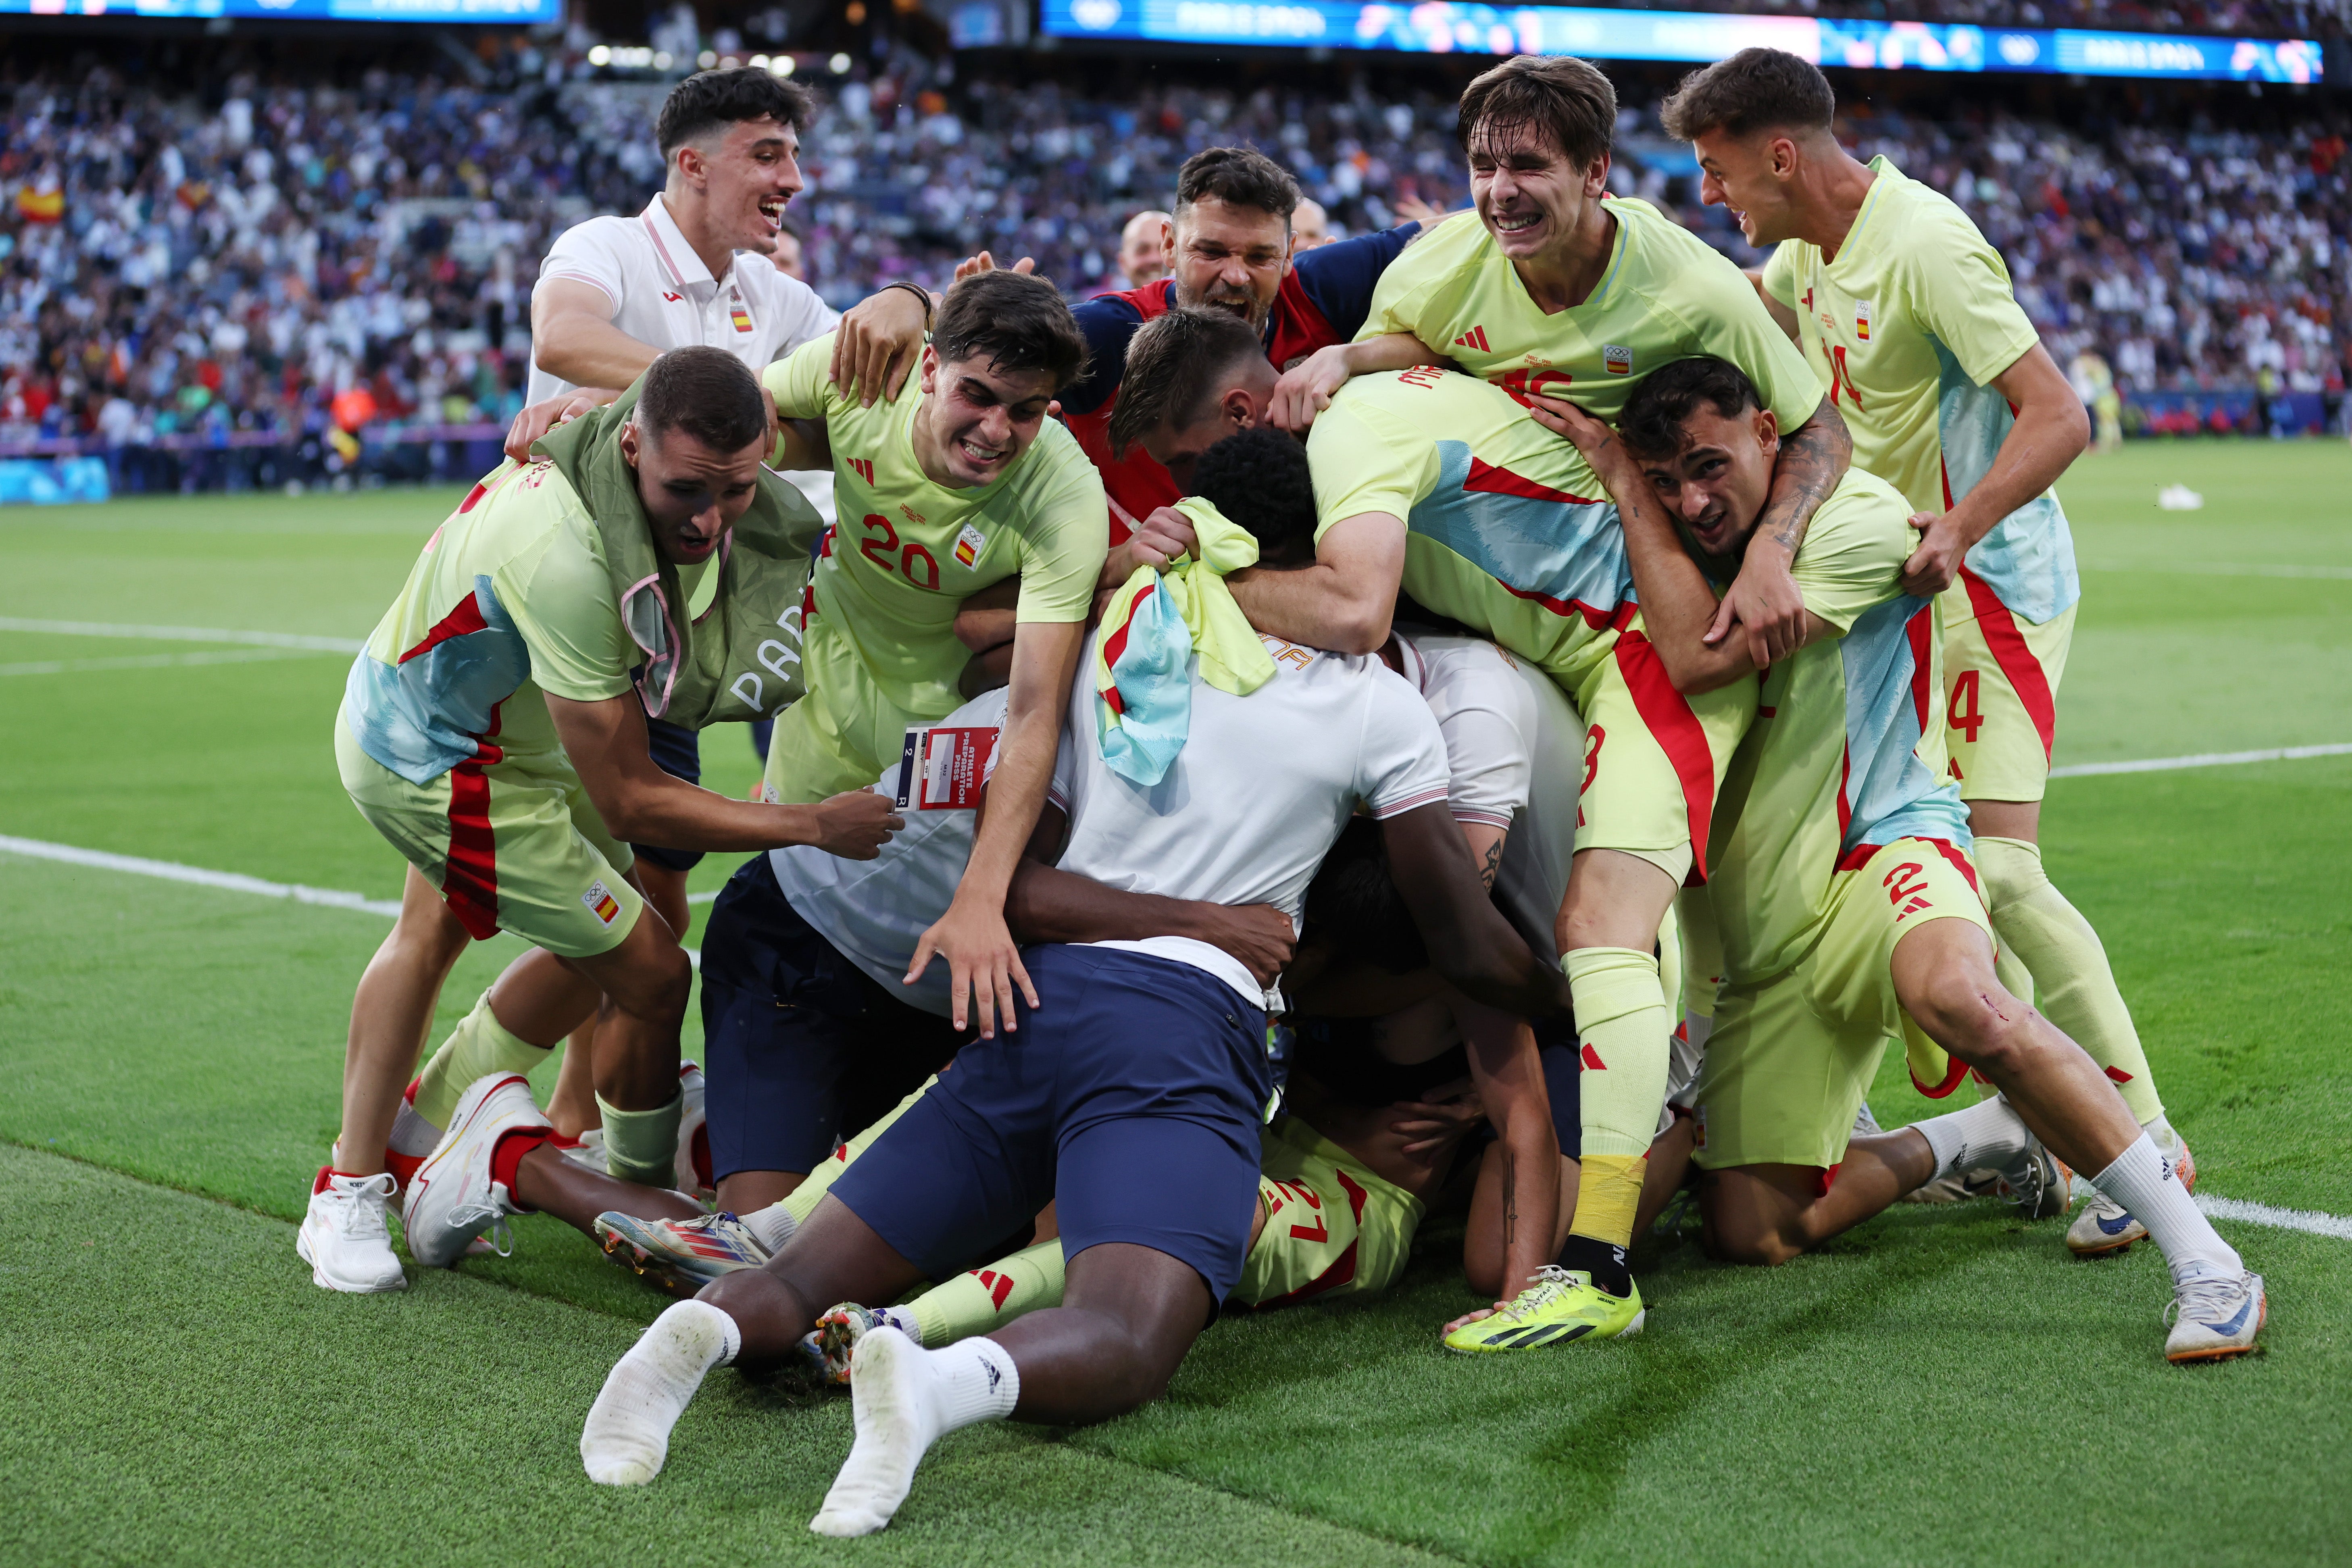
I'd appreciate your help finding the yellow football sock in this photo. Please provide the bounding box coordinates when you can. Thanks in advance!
[1565,947,1671,1164]
[412,993,553,1129]
[910,1238,1067,1347]
[782,1077,937,1224]
[596,1091,683,1187]
[1978,835,2165,1126]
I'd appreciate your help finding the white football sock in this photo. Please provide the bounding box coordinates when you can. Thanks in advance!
[2090,1133,2241,1285]
[809,1329,1019,1537]
[741,1201,798,1254]
[581,1299,741,1486]
[1912,1095,2030,1180]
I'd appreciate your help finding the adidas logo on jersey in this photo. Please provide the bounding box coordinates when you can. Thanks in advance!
[1452,325,1492,352]
[846,458,875,485]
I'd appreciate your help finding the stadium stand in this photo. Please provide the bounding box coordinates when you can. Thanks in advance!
[2,52,2345,492]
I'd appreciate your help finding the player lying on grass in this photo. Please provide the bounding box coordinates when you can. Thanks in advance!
[304,348,899,1289]
[1664,47,2195,1256]
[1529,355,2266,1363]
[577,430,1577,1532]
[1111,302,1731,1351]
[602,440,1570,1323]
[626,821,1501,1382]
[1267,52,1850,673]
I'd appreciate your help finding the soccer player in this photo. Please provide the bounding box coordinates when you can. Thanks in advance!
[1270,53,1851,672]
[577,433,1579,1528]
[1057,146,1423,537]
[755,270,1106,1036]
[1533,356,2265,1363]
[304,349,899,1287]
[1111,305,1746,1351]
[1661,49,2188,1258]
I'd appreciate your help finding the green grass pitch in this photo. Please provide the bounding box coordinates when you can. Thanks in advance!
[2,439,2349,1566]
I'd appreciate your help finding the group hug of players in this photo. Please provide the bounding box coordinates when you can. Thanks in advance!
[297,46,2268,1537]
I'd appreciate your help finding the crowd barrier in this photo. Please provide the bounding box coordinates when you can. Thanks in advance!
[0,422,510,504]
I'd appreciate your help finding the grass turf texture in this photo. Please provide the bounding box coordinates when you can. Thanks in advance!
[2,439,2348,1563]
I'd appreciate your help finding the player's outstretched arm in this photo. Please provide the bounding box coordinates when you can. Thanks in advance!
[531,278,663,394]
[908,618,1087,1038]
[1380,803,1572,1022]
[1710,396,1849,666]
[1899,343,2089,597]
[1008,869,1296,988]
[1224,511,1408,656]
[545,691,900,857]
[1453,1001,1562,1304]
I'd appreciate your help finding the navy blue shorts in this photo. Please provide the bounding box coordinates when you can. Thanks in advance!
[633,717,704,874]
[697,854,963,1180]
[829,944,1272,1301]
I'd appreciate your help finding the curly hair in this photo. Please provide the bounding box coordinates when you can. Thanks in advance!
[656,68,814,159]
[1616,356,1762,459]
[1190,426,1318,564]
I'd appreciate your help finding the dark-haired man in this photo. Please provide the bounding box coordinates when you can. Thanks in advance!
[1533,356,2265,1364]
[1058,146,1423,538]
[579,427,1577,1527]
[1661,48,2188,1257]
[305,349,900,1289]
[1278,53,1848,671]
[758,270,1107,1037]
[524,66,927,414]
[1112,305,1740,1351]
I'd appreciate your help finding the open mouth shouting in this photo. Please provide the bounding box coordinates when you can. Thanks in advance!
[755,192,790,235]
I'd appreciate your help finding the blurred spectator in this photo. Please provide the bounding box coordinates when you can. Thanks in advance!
[1293,198,1334,250]
[4,53,2346,489]
[1115,209,1171,289]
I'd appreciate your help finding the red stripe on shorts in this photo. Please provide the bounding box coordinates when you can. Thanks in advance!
[440,700,506,941]
[1611,628,1718,882]
[1958,566,2056,763]
[1904,602,1933,734]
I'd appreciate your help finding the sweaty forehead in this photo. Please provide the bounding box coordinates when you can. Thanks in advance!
[1177,199,1289,248]
[714,115,797,154]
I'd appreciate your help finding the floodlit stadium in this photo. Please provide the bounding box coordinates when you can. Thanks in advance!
[2,0,2348,1559]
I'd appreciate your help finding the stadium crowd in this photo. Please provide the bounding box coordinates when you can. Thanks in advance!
[1,52,2347,479]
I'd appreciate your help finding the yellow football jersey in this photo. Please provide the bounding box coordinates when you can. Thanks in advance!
[1760,158,2077,625]
[764,334,1106,715]
[1362,199,1823,431]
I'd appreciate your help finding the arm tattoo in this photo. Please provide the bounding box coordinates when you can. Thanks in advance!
[1479,837,1504,890]
[1756,403,1850,558]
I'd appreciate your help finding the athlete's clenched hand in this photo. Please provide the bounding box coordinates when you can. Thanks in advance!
[801,789,903,860]
[1193,903,1296,987]
[1900,509,1968,598]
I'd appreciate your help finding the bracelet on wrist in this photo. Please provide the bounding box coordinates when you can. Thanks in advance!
[882,280,935,329]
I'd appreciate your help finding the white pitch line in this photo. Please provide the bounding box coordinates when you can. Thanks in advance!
[2083,560,2352,580]
[0,616,363,652]
[2051,742,2352,779]
[2197,1195,2352,1241]
[0,648,331,678]
[0,832,702,965]
[0,834,403,917]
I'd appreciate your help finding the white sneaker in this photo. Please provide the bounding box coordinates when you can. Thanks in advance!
[2165,1269,2265,1362]
[401,1073,548,1267]
[296,1170,407,1293]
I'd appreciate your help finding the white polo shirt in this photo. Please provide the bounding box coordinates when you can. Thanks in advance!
[1389,627,1536,831]
[1051,628,1452,1008]
[525,193,837,405]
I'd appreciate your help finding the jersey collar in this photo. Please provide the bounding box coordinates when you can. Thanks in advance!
[641,194,728,294]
